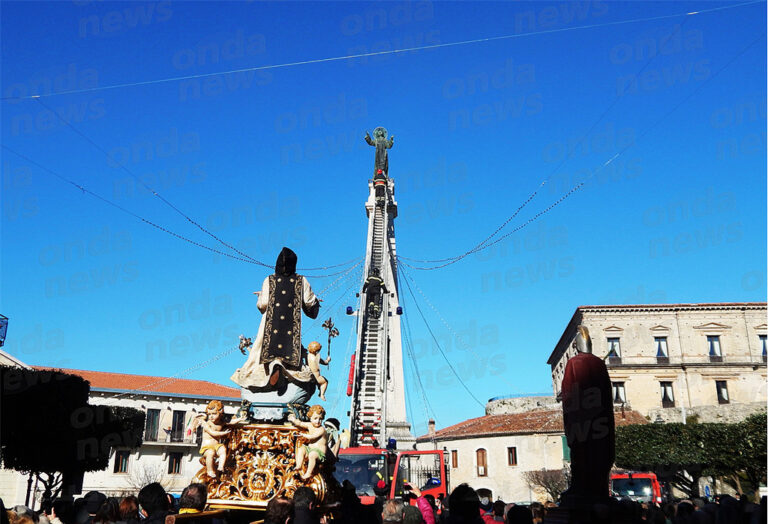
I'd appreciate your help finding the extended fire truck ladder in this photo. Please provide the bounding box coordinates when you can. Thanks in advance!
[348,177,413,449]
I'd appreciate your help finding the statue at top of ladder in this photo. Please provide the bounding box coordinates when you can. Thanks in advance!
[364,126,394,177]
[231,246,323,406]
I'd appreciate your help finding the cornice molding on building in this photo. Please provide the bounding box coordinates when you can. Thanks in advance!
[91,387,241,403]
[548,309,583,365]
[606,361,767,370]
[577,303,767,313]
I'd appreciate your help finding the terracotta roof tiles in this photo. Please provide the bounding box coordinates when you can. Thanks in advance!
[32,367,240,399]
[416,408,647,442]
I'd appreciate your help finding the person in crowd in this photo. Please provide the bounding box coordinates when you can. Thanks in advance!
[13,514,34,524]
[46,500,70,524]
[93,498,120,524]
[445,484,482,524]
[293,487,320,524]
[10,508,37,524]
[530,502,545,524]
[674,500,695,524]
[117,497,138,524]
[401,495,423,524]
[476,491,492,521]
[263,497,293,524]
[423,495,438,524]
[92,500,119,524]
[481,501,505,524]
[71,500,85,524]
[137,483,170,524]
[505,505,533,524]
[178,484,207,514]
[716,495,740,524]
[382,500,405,524]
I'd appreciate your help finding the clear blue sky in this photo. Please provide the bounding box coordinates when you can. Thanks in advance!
[2,1,765,437]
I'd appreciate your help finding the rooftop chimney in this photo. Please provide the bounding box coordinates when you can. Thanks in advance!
[428,419,435,437]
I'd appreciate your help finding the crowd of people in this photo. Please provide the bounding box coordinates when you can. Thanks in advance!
[2,483,207,524]
[2,480,766,524]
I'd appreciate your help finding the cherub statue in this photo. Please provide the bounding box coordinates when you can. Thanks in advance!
[306,341,330,401]
[364,127,394,176]
[196,400,231,478]
[288,405,328,480]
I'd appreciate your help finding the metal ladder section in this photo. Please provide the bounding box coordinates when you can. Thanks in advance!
[352,204,390,446]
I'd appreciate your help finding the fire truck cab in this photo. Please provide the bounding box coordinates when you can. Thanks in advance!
[610,471,663,503]
[336,447,448,504]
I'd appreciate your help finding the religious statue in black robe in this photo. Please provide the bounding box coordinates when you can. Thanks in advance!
[231,247,320,390]
[364,127,394,176]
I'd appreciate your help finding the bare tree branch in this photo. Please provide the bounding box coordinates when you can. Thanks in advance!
[522,468,571,501]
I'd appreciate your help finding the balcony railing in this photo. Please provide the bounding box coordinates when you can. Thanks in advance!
[600,355,765,366]
[142,432,200,446]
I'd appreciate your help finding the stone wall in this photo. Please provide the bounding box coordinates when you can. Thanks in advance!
[485,395,559,415]
[647,401,766,424]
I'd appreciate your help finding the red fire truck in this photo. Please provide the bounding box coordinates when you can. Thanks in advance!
[610,471,663,503]
[336,447,449,504]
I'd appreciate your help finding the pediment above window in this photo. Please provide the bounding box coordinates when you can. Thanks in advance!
[693,322,731,331]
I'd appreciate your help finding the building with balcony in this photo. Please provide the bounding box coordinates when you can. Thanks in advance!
[0,355,241,505]
[547,303,767,422]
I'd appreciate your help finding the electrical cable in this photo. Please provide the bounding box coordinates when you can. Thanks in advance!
[27,96,357,272]
[400,10,699,266]
[396,261,439,427]
[1,145,269,265]
[32,97,271,269]
[1,1,759,101]
[401,267,525,397]
[398,265,486,408]
[400,29,766,271]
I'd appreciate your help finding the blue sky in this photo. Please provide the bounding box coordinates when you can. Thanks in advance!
[2,1,765,437]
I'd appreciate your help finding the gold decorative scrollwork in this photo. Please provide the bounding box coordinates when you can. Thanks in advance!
[196,423,334,509]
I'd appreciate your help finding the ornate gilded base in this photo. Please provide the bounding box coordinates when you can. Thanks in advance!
[194,423,339,510]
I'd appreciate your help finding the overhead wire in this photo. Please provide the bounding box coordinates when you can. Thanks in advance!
[395,257,439,427]
[400,286,440,428]
[401,267,526,398]
[399,7,699,267]
[32,96,317,270]
[1,145,269,265]
[0,1,759,102]
[398,265,486,409]
[400,28,766,271]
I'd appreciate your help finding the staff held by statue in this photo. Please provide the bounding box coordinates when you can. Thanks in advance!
[321,317,339,360]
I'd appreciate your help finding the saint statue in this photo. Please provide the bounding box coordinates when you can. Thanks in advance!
[560,326,615,503]
[231,247,321,402]
[364,127,394,176]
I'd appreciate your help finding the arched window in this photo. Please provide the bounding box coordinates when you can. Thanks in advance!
[476,448,487,477]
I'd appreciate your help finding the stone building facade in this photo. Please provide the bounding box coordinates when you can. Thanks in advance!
[0,357,241,506]
[547,303,767,422]
[414,403,646,503]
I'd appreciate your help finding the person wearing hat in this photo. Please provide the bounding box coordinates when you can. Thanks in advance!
[77,492,106,524]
